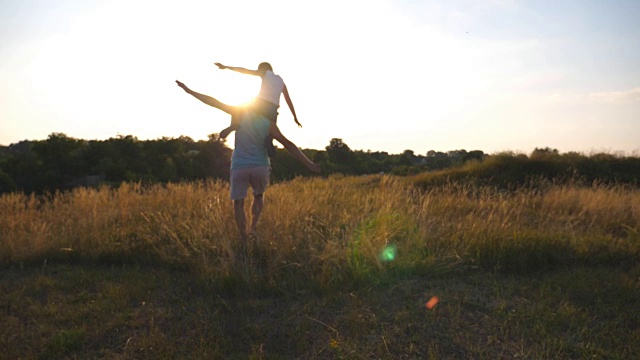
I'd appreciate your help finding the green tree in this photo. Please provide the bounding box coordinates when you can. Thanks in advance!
[325,138,355,174]
[0,169,17,194]
[31,133,87,190]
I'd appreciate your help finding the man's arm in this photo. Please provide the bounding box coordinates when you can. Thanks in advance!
[215,63,260,76]
[282,84,302,127]
[269,122,320,173]
[175,80,235,115]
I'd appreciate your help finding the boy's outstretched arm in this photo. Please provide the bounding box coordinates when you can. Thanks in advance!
[269,123,320,172]
[282,85,302,127]
[215,63,260,76]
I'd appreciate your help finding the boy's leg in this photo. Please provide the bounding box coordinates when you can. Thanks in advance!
[265,119,277,158]
[219,126,233,139]
[219,110,242,139]
[266,137,276,158]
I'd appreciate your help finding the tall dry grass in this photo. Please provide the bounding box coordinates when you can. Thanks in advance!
[1,176,638,288]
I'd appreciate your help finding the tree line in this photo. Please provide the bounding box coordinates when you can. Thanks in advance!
[2,133,638,195]
[0,133,486,194]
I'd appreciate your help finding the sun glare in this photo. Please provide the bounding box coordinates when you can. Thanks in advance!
[213,72,261,106]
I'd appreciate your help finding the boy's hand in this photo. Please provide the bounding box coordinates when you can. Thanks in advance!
[214,62,226,70]
[294,117,302,128]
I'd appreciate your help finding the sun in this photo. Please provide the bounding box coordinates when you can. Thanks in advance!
[210,71,261,106]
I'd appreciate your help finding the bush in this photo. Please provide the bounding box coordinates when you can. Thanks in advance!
[412,151,640,189]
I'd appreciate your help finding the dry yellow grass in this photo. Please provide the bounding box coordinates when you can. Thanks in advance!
[1,175,638,282]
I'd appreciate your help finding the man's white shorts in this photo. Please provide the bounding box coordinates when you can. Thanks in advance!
[230,166,270,200]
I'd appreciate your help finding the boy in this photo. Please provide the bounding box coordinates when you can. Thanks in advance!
[215,62,301,157]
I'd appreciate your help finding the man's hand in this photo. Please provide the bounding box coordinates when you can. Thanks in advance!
[294,117,302,128]
[214,62,227,70]
[175,80,190,93]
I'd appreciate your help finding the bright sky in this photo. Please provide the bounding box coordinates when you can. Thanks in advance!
[1,0,639,155]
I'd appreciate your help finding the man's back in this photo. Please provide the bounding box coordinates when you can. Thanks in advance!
[231,111,271,170]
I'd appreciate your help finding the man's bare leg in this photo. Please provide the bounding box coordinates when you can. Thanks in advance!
[250,194,264,235]
[233,199,248,241]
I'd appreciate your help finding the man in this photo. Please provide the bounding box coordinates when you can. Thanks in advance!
[175,80,320,241]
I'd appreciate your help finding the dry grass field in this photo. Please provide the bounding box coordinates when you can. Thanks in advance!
[1,175,639,358]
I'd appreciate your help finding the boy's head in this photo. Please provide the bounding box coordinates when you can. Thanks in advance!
[258,62,273,73]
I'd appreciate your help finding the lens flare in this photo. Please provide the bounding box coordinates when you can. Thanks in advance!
[379,245,397,262]
[425,296,439,310]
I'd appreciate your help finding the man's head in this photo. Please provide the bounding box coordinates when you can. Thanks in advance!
[258,62,273,74]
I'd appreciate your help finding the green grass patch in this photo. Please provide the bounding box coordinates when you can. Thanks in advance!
[1,264,638,359]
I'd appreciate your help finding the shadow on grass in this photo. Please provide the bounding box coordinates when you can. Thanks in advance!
[470,236,639,274]
[4,235,637,295]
